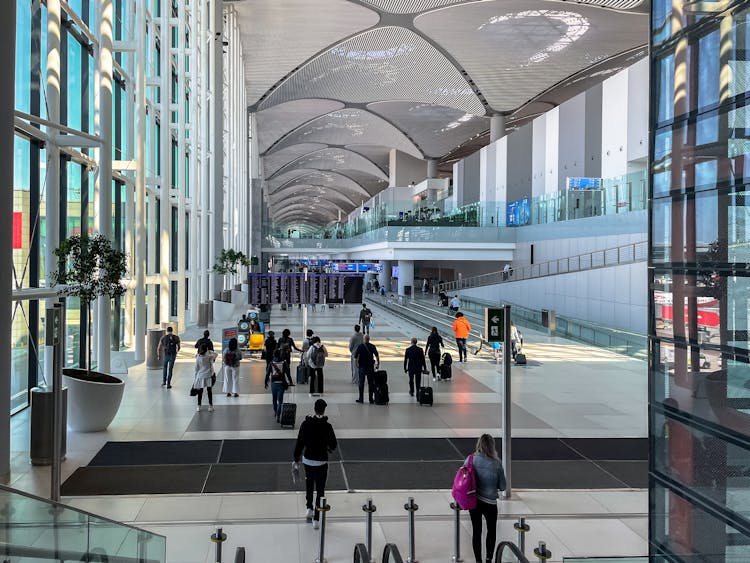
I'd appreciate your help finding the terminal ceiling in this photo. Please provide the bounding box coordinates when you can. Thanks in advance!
[229,0,649,227]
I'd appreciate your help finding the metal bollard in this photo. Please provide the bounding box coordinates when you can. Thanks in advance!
[362,498,377,563]
[210,527,227,563]
[533,541,552,562]
[315,496,331,563]
[450,502,463,562]
[514,517,530,556]
[404,497,419,563]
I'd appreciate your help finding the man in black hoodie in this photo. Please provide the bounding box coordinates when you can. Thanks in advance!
[293,399,338,529]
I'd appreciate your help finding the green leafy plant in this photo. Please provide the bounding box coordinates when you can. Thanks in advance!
[213,249,251,289]
[52,234,128,375]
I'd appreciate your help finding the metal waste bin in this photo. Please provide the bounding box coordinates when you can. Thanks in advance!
[147,328,165,369]
[30,386,67,465]
[198,302,209,327]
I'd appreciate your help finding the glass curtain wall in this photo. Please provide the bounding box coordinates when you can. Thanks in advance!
[650,1,750,561]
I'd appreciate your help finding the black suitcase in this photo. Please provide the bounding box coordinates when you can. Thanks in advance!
[439,363,452,380]
[373,370,387,386]
[373,382,389,405]
[296,363,308,384]
[515,353,527,365]
[279,402,297,428]
[441,352,453,366]
[417,372,433,405]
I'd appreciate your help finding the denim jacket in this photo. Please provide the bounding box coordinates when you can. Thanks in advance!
[465,453,506,503]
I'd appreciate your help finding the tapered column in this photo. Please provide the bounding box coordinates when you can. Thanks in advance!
[176,0,187,332]
[0,0,17,483]
[397,260,414,298]
[490,114,507,143]
[159,6,172,323]
[95,0,114,372]
[134,0,147,359]
[427,158,439,179]
[210,0,224,297]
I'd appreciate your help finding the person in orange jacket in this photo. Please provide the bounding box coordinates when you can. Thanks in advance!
[452,312,471,362]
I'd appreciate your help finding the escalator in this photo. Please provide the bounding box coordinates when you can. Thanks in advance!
[352,541,529,563]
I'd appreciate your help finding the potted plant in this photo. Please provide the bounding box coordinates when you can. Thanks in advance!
[52,233,128,432]
[213,248,251,295]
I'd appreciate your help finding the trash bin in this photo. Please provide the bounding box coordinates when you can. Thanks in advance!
[198,302,209,328]
[30,386,67,466]
[147,328,165,369]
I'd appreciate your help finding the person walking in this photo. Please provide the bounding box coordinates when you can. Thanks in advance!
[193,343,217,412]
[348,325,364,384]
[300,329,314,382]
[265,349,294,422]
[450,294,461,315]
[293,399,338,529]
[194,330,214,351]
[276,328,302,382]
[426,326,444,380]
[358,303,373,335]
[157,326,181,389]
[354,334,379,404]
[222,337,243,397]
[403,337,426,398]
[452,312,471,363]
[464,434,507,563]
[264,330,277,377]
[306,336,328,396]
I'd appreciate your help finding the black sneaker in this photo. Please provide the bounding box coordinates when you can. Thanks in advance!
[355,399,364,404]
[167,385,172,389]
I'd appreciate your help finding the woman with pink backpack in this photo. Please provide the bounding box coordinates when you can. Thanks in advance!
[452,434,506,563]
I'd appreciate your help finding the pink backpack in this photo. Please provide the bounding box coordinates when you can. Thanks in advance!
[451,455,477,510]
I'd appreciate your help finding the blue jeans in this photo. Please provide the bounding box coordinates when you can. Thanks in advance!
[358,367,374,403]
[162,354,176,385]
[271,382,285,420]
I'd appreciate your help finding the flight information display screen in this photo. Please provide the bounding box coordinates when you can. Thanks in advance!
[248,274,364,304]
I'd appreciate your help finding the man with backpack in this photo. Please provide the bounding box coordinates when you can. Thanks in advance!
[157,326,181,389]
[353,334,379,404]
[358,303,373,335]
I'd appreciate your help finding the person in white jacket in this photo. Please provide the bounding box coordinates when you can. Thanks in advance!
[193,343,217,412]
[222,337,243,397]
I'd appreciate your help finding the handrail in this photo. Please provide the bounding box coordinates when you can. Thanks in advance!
[494,541,531,563]
[382,543,404,563]
[0,541,161,563]
[438,240,647,293]
[353,543,371,563]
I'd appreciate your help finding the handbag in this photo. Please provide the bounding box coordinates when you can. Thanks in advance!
[211,373,216,387]
[282,380,290,391]
[189,386,199,397]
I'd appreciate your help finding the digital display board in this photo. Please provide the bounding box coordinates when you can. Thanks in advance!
[248,274,364,304]
[331,263,383,273]
[506,198,530,227]
[567,177,602,190]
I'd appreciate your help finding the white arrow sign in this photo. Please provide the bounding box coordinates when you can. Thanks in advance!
[491,316,500,323]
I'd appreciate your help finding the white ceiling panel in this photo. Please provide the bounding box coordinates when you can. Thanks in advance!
[357,0,468,14]
[259,27,485,115]
[233,0,379,105]
[272,108,423,158]
[271,148,388,181]
[367,101,489,157]
[269,184,359,209]
[256,100,345,154]
[415,0,648,111]
[262,144,329,177]
[345,144,392,171]
[268,170,372,198]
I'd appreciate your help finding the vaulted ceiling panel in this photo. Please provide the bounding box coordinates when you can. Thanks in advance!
[268,170,372,199]
[269,185,359,210]
[367,101,489,158]
[234,0,379,105]
[270,148,388,181]
[414,0,648,111]
[262,144,329,177]
[259,27,485,115]
[272,108,423,158]
[345,145,392,172]
[256,100,345,154]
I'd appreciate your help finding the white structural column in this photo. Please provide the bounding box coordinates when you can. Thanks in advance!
[188,0,203,322]
[210,0,224,297]
[490,114,507,144]
[95,0,114,372]
[427,158,439,179]
[200,0,211,303]
[159,5,172,323]
[176,1,187,331]
[378,261,391,293]
[45,0,61,371]
[134,0,148,360]
[0,0,17,482]
[397,260,415,298]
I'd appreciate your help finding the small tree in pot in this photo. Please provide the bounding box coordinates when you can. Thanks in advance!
[52,233,128,380]
[213,249,250,291]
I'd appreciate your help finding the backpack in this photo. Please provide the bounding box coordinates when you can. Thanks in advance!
[166,335,178,356]
[225,350,237,366]
[311,346,325,368]
[442,352,453,366]
[364,309,372,323]
[278,338,292,360]
[451,455,477,510]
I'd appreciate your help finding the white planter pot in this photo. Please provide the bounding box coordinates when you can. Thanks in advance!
[212,299,236,322]
[62,370,125,432]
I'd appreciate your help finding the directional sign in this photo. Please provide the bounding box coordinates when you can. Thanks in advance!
[46,307,62,346]
[485,307,505,343]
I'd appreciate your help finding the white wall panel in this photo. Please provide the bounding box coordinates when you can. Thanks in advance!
[532,114,547,198]
[545,107,559,193]
[601,68,629,178]
[494,136,508,203]
[627,58,649,163]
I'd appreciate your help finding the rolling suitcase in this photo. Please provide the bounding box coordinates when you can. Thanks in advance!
[439,363,452,380]
[296,363,308,384]
[373,370,388,386]
[441,352,453,366]
[373,382,389,405]
[417,373,433,406]
[515,353,527,365]
[280,382,297,428]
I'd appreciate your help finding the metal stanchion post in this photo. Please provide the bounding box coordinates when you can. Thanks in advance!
[362,498,377,563]
[533,541,551,562]
[450,502,463,562]
[315,496,331,563]
[514,517,530,556]
[404,497,419,563]
[210,527,227,563]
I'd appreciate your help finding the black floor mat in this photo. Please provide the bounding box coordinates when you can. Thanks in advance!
[219,439,341,463]
[338,438,460,461]
[88,440,222,466]
[510,461,626,489]
[203,462,347,493]
[344,460,457,490]
[562,438,648,460]
[62,465,211,495]
[449,438,584,460]
[597,461,649,488]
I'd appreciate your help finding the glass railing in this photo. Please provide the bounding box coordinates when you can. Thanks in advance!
[0,484,166,562]
[495,541,530,563]
[563,558,648,562]
[268,170,647,241]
